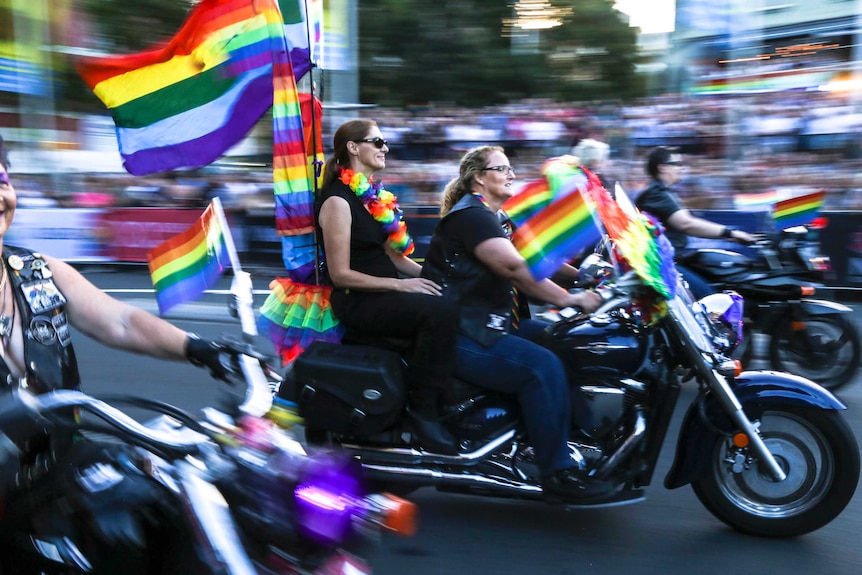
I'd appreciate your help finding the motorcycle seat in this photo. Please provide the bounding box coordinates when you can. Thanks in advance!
[341,327,413,355]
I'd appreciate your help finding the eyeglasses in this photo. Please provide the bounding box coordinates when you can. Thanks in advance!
[482,165,515,175]
[664,161,683,166]
[355,137,388,149]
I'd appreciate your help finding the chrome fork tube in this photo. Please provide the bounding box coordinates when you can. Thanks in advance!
[667,297,787,482]
[706,367,787,482]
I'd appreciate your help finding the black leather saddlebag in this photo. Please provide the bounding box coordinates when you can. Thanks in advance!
[292,341,407,436]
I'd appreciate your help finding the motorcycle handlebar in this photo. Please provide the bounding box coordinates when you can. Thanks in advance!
[0,344,280,460]
[0,387,208,457]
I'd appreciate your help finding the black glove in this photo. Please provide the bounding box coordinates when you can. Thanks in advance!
[185,334,271,382]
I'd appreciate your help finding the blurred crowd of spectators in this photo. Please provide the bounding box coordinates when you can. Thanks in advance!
[370,90,862,211]
[14,90,862,212]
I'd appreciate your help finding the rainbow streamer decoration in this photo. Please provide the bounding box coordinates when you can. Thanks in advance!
[257,278,343,366]
[584,174,677,299]
[148,202,230,315]
[771,190,825,229]
[511,170,602,282]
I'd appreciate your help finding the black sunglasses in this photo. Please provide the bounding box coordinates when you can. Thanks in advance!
[355,137,388,149]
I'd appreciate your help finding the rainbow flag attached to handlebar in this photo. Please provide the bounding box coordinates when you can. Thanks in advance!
[771,190,825,229]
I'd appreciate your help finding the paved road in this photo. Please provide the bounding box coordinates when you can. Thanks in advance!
[75,267,862,575]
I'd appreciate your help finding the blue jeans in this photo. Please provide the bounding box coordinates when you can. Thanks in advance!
[453,319,574,476]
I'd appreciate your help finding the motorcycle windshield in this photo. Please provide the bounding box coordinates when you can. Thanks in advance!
[667,295,718,354]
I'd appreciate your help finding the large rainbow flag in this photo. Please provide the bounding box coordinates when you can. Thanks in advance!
[771,190,825,229]
[148,201,230,315]
[76,0,303,176]
[77,0,319,283]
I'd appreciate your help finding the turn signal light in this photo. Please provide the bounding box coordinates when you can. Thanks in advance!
[734,360,742,377]
[791,321,807,331]
[379,493,418,537]
[800,286,816,296]
[733,433,750,448]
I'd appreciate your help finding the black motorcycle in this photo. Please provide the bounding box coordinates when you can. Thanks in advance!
[0,273,415,574]
[284,259,860,538]
[679,221,861,390]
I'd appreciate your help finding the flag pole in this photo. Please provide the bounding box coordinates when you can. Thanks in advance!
[303,0,323,285]
[212,197,258,337]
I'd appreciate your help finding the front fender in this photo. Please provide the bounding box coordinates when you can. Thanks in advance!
[664,370,845,490]
[799,298,853,316]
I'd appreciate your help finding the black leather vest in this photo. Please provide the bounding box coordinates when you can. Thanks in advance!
[423,195,513,346]
[1,245,80,394]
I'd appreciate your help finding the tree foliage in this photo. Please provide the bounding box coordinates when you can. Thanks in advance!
[58,0,641,112]
[358,0,642,107]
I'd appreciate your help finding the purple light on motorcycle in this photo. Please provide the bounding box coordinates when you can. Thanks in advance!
[293,455,364,545]
[721,291,745,343]
[294,483,357,544]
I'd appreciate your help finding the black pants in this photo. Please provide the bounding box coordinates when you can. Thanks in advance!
[331,289,459,390]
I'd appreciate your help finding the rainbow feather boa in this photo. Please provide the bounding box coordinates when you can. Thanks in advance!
[339,168,414,255]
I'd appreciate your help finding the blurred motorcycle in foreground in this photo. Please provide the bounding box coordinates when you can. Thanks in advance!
[679,218,860,391]
[0,272,415,574]
[284,254,860,538]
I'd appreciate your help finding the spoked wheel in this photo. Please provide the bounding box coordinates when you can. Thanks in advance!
[769,315,861,391]
[304,429,420,498]
[692,407,859,537]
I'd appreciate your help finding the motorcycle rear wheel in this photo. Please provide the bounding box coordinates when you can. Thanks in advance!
[691,407,859,537]
[768,315,861,390]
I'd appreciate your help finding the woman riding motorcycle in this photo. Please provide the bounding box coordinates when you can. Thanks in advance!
[421,145,615,502]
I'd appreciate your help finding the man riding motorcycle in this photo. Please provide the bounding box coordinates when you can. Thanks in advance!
[634,146,756,298]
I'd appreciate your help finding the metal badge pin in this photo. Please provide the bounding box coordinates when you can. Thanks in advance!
[7,255,23,270]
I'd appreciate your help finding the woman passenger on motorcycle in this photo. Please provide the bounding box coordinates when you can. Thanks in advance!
[421,145,616,502]
[316,119,460,454]
[635,146,756,298]
[0,132,260,571]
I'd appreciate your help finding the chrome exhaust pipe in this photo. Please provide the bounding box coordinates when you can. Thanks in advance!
[362,463,542,496]
[592,408,646,480]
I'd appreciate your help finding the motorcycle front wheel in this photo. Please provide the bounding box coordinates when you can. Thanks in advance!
[769,314,861,391]
[691,407,859,537]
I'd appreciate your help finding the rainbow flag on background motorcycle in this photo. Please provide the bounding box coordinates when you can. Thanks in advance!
[771,190,825,229]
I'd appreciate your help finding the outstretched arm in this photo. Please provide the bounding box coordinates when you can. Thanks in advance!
[45,255,189,360]
[667,210,756,243]
[474,237,603,312]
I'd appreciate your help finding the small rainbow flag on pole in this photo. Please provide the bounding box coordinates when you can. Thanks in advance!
[771,190,825,229]
[148,199,233,315]
[511,181,602,281]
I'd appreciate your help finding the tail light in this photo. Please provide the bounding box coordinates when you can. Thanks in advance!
[808,216,829,230]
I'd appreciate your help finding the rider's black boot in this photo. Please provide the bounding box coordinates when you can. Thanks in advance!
[406,387,458,455]
[541,467,618,503]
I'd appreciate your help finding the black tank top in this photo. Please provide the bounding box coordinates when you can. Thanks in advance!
[316,180,399,282]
